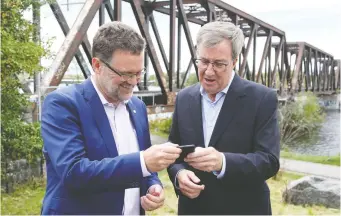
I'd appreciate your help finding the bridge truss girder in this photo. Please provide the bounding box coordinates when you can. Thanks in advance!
[38,0,339,105]
[273,42,340,93]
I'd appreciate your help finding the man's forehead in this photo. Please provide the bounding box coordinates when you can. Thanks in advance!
[197,47,232,56]
[197,41,231,50]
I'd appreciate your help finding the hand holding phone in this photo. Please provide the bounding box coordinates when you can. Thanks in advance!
[175,144,196,163]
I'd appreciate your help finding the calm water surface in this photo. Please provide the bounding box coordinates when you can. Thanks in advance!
[285,110,340,156]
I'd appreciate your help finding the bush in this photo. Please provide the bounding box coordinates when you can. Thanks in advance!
[279,92,325,146]
[1,0,46,192]
[149,118,172,134]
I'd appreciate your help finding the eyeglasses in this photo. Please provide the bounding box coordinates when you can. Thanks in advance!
[100,59,146,81]
[195,58,231,72]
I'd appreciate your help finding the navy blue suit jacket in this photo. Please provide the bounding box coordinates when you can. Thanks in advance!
[41,78,161,215]
[167,75,280,215]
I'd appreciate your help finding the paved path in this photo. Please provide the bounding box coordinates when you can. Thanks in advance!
[150,134,168,145]
[280,158,340,179]
[150,134,340,179]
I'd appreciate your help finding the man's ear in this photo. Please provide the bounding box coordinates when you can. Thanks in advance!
[232,58,238,68]
[92,58,101,74]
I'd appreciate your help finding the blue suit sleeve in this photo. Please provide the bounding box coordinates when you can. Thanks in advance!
[41,92,144,194]
[140,102,162,193]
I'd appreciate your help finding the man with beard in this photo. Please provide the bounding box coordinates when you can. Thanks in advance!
[167,21,280,215]
[41,21,181,215]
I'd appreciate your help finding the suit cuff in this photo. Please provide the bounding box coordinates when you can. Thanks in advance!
[214,153,226,179]
[140,151,151,177]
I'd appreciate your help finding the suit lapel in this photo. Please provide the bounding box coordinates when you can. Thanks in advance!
[82,79,118,157]
[208,75,246,147]
[126,101,145,151]
[190,84,205,148]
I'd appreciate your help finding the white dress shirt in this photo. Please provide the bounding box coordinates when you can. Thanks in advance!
[91,77,150,215]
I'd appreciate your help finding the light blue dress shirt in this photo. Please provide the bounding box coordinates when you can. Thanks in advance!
[174,71,235,184]
[200,71,235,178]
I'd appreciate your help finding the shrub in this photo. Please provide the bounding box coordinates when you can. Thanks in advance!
[1,0,47,192]
[149,118,172,134]
[279,92,325,146]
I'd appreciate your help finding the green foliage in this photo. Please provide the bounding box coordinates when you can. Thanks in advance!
[279,92,325,146]
[1,177,45,214]
[1,0,47,190]
[149,118,173,135]
[148,74,156,82]
[184,72,199,87]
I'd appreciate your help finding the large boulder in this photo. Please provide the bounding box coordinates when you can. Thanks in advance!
[283,175,340,209]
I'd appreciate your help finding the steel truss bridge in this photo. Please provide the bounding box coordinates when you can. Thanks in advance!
[35,0,340,106]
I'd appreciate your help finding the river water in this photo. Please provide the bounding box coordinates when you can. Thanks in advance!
[285,110,340,156]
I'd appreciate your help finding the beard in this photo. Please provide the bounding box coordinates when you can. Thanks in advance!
[101,77,134,102]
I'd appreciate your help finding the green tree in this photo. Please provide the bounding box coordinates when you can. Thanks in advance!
[147,74,156,85]
[1,0,47,191]
[184,72,199,86]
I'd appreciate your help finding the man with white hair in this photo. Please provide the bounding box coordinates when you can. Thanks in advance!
[167,21,280,215]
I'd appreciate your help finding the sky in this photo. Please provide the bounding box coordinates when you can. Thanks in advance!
[25,0,341,83]
[225,0,341,57]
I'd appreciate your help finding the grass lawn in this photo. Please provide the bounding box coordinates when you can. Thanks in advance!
[2,171,339,215]
[1,178,45,215]
[281,151,340,166]
[148,170,340,215]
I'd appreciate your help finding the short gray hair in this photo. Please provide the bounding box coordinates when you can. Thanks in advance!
[92,21,146,62]
[196,21,244,60]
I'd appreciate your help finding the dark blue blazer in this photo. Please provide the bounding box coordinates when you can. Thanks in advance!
[167,75,280,215]
[41,78,160,215]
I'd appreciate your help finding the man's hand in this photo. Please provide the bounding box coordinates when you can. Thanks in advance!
[177,170,205,199]
[141,184,164,211]
[185,147,223,172]
[143,142,182,172]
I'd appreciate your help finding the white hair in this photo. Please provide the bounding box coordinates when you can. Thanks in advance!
[196,21,245,60]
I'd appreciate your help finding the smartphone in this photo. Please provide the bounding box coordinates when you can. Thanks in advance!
[176,144,196,163]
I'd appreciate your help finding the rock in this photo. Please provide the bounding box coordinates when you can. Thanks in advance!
[283,175,340,209]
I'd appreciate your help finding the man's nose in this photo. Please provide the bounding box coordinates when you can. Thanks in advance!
[205,63,215,75]
[127,76,139,85]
